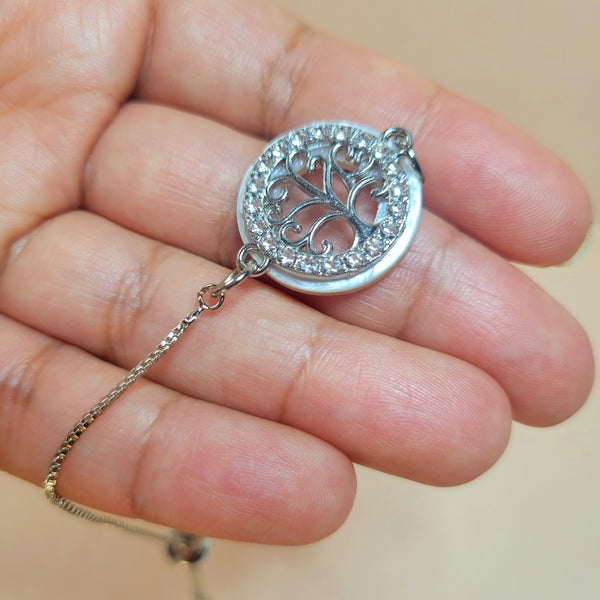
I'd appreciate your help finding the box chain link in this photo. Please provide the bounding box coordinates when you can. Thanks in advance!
[44,244,270,600]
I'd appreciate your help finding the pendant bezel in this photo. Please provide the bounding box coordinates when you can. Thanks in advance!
[236,122,422,294]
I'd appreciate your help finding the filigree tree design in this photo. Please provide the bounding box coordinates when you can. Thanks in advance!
[265,143,388,256]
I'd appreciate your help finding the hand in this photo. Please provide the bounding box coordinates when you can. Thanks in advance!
[0,0,593,545]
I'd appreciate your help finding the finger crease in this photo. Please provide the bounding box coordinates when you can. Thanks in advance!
[215,200,241,269]
[410,83,448,150]
[259,21,313,136]
[128,388,180,519]
[134,0,158,95]
[277,318,327,425]
[103,242,173,365]
[0,339,61,465]
[396,226,460,340]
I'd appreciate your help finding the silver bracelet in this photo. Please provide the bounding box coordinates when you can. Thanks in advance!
[44,121,423,599]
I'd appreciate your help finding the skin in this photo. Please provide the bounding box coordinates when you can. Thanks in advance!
[0,0,594,545]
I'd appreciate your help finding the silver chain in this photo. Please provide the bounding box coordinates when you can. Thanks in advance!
[44,244,270,599]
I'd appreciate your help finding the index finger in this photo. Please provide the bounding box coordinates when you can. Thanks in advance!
[136,0,591,265]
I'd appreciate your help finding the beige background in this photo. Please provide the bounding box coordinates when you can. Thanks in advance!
[1,0,598,598]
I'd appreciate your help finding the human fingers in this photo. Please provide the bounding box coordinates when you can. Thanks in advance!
[0,210,511,486]
[136,0,591,265]
[0,315,356,544]
[85,103,593,426]
[0,0,150,253]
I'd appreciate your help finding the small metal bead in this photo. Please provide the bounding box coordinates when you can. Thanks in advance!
[166,531,210,564]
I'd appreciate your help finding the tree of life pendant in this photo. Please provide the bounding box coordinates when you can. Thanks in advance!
[237,122,423,294]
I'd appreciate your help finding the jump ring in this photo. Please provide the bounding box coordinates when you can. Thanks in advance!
[382,127,413,151]
[236,244,270,277]
[198,285,226,311]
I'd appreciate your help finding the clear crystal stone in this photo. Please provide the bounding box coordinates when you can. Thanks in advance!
[252,174,266,188]
[372,141,388,159]
[296,254,315,273]
[278,246,296,267]
[323,256,341,275]
[381,222,400,239]
[389,183,403,198]
[258,234,277,253]
[245,196,261,214]
[389,203,405,217]
[364,238,383,256]
[345,251,363,270]
[272,146,284,160]
[249,218,265,235]
[335,129,346,141]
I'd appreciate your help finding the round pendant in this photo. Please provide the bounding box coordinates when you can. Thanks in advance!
[236,122,423,294]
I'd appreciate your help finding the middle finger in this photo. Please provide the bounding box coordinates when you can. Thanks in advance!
[84,102,592,426]
[0,209,510,486]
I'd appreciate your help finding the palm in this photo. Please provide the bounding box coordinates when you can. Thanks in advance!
[0,0,593,544]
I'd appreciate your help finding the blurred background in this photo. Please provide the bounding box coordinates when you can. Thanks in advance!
[0,0,598,598]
